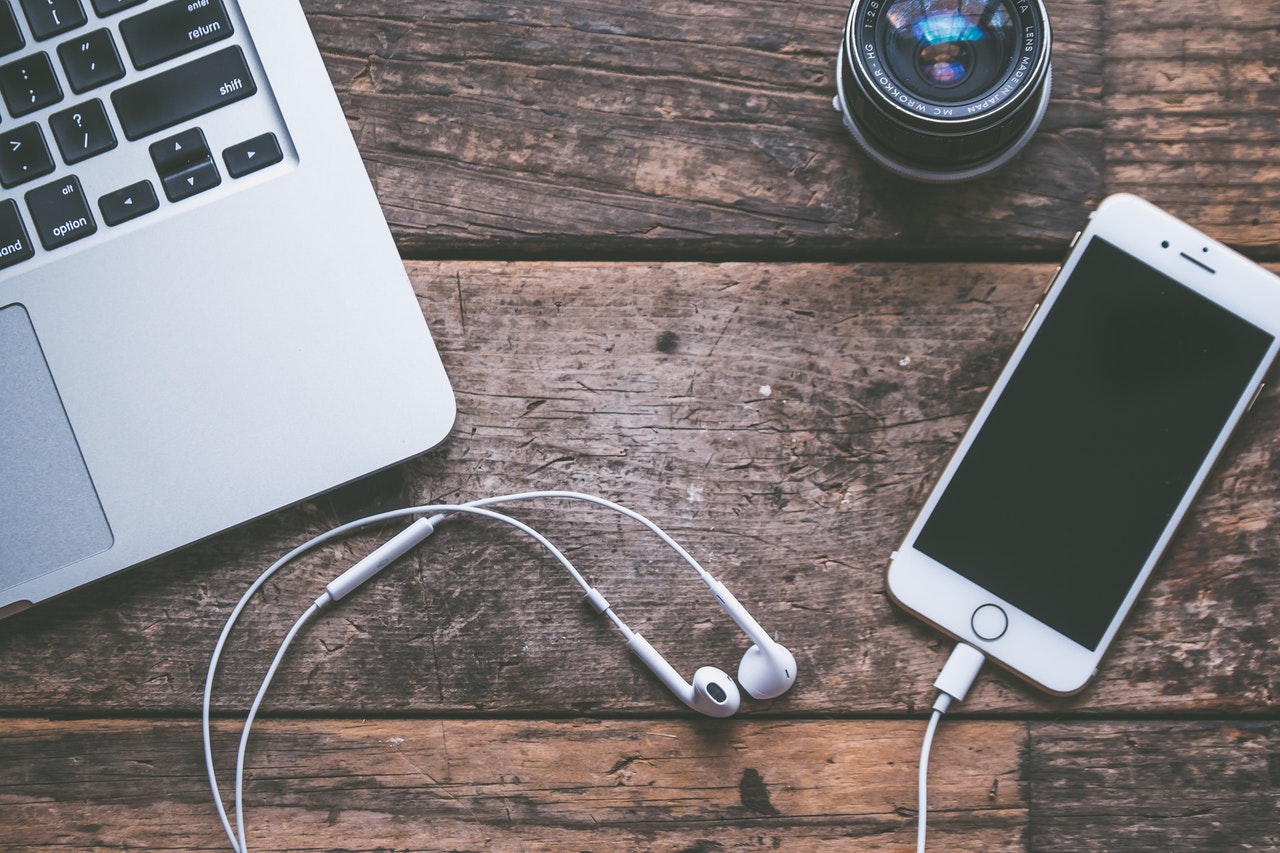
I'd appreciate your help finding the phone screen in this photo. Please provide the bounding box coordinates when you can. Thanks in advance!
[915,237,1274,650]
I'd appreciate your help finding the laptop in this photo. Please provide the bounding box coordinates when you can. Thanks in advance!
[0,0,455,619]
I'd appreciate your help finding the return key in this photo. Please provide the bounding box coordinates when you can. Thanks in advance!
[119,0,233,71]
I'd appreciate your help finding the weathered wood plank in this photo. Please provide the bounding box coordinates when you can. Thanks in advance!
[0,717,1021,852]
[301,0,1107,258]
[1026,721,1280,852]
[1102,0,1280,254]
[3,718,1276,852]
[296,0,1280,258]
[1,261,1275,716]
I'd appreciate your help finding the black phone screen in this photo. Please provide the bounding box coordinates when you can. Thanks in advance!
[915,237,1273,650]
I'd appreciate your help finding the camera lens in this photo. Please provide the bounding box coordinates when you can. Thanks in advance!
[834,0,1052,182]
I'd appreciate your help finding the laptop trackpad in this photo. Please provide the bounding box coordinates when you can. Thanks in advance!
[1,304,113,592]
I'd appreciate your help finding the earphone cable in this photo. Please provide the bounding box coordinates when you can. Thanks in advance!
[458,492,782,650]
[203,491,767,851]
[458,491,718,586]
[203,502,631,853]
[202,509,414,853]
[233,598,323,853]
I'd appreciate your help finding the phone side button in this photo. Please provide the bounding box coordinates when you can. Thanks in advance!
[971,604,1008,641]
[1020,303,1041,334]
[1247,383,1265,413]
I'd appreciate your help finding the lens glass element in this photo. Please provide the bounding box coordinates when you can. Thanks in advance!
[836,0,1051,180]
[882,0,1016,102]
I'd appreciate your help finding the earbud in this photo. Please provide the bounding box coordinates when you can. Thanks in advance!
[208,494,795,853]
[460,490,800,708]
[626,633,741,718]
[736,641,797,700]
[708,578,797,700]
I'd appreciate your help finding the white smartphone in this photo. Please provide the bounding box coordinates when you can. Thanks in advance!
[887,194,1280,695]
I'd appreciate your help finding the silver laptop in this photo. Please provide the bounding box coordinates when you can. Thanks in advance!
[0,0,455,618]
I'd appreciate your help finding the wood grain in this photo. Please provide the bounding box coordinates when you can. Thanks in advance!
[5,0,1278,849]
[301,0,1106,259]
[1103,0,1280,254]
[295,0,1280,259]
[1026,721,1280,852]
[0,716,1049,853]
[2,261,1275,717]
[2,717,1275,851]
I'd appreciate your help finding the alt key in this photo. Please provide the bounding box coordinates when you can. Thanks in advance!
[25,175,97,250]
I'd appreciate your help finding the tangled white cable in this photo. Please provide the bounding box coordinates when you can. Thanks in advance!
[201,491,797,853]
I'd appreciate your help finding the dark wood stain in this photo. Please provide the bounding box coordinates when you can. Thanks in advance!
[2,0,1278,847]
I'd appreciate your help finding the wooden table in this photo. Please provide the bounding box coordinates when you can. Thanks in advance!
[3,0,1278,850]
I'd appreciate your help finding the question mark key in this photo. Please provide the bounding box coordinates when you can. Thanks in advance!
[49,99,117,164]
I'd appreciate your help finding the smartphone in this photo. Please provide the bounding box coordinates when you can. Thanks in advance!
[886,194,1280,695]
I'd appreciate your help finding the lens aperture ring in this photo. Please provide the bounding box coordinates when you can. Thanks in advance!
[843,0,1050,130]
[839,47,1043,167]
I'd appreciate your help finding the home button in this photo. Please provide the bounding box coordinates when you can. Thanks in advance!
[971,604,1008,641]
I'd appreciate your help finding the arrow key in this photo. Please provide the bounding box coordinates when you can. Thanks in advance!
[99,179,158,226]
[149,127,220,202]
[149,126,209,176]
[160,157,220,202]
[223,132,282,178]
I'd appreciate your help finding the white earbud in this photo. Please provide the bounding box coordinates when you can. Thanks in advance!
[626,633,741,718]
[461,490,800,707]
[206,494,797,853]
[736,641,798,700]
[708,579,797,700]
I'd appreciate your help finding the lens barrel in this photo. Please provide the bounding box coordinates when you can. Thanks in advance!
[834,0,1052,182]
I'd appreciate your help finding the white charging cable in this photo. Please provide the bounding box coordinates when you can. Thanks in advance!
[202,491,735,853]
[917,642,985,853]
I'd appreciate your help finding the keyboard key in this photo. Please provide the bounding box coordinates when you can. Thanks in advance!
[150,127,220,201]
[119,0,232,70]
[98,179,157,225]
[0,3,24,57]
[57,28,125,93]
[111,46,256,140]
[25,174,96,249]
[0,199,35,270]
[149,126,207,173]
[223,132,281,178]
[90,0,145,14]
[49,99,116,163]
[0,122,54,187]
[0,51,63,117]
[17,0,86,41]
[161,158,219,201]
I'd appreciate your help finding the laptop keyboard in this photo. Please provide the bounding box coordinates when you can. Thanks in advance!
[0,0,290,273]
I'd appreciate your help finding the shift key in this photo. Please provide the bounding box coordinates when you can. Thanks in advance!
[112,46,256,141]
